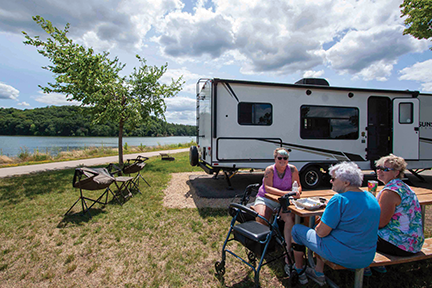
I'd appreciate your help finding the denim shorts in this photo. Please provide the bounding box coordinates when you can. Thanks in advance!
[254,196,280,211]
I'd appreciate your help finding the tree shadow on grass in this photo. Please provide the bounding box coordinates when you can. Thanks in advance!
[0,169,73,205]
[57,207,107,228]
[216,273,255,288]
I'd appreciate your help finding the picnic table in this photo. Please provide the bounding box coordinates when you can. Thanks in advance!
[160,153,175,161]
[265,186,432,232]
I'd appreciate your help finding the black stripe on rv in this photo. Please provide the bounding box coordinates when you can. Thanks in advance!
[262,139,365,161]
[223,83,239,102]
[215,137,365,162]
[420,137,432,143]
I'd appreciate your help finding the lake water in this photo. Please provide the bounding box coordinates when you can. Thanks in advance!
[0,135,196,157]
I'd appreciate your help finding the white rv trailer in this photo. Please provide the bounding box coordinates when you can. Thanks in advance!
[189,78,432,189]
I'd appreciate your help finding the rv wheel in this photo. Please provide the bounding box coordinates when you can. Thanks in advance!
[300,166,322,189]
[189,146,199,166]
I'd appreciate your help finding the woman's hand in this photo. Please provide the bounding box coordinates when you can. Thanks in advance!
[294,191,301,199]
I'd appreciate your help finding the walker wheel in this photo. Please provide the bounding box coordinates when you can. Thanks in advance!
[215,261,225,276]
[247,251,257,266]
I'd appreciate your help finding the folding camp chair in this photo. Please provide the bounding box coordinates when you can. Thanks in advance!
[215,184,300,287]
[66,167,115,216]
[122,156,150,194]
[107,163,134,203]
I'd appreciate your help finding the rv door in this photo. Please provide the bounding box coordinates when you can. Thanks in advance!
[393,98,419,160]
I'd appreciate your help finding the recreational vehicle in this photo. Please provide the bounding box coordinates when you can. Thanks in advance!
[189,78,432,189]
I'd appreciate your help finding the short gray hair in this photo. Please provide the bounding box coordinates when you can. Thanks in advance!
[329,162,363,187]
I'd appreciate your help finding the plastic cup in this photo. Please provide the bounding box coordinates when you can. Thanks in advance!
[368,180,378,195]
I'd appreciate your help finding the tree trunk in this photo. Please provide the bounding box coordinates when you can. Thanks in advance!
[118,121,124,167]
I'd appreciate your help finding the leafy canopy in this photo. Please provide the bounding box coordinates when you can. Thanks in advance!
[400,0,432,49]
[22,16,184,165]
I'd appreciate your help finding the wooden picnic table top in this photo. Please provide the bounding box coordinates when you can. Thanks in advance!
[265,186,432,217]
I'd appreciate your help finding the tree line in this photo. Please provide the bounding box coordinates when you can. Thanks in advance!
[0,106,196,137]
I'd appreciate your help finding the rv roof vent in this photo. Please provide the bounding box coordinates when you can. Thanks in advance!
[295,78,330,86]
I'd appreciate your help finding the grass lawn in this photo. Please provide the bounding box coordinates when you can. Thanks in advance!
[0,151,431,287]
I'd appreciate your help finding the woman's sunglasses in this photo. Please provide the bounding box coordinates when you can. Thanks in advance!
[277,156,288,160]
[376,166,395,172]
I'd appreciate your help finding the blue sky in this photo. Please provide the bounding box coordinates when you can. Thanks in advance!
[0,0,431,125]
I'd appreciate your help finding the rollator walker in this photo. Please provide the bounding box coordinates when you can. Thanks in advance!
[215,183,301,287]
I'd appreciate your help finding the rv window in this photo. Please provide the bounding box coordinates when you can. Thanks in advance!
[238,102,272,125]
[399,103,413,124]
[301,105,359,139]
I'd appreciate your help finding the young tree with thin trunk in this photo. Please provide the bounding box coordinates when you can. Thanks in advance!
[22,16,184,166]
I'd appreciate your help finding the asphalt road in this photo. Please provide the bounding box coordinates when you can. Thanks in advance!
[0,148,189,178]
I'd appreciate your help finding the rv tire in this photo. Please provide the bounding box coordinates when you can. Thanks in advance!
[300,166,322,189]
[189,146,199,166]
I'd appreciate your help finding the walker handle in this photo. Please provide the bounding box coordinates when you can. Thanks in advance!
[229,203,259,218]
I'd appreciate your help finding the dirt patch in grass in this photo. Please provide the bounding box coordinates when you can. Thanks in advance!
[162,172,247,209]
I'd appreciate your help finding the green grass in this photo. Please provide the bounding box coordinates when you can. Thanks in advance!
[0,151,431,287]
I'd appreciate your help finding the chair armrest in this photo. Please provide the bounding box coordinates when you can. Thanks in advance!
[107,163,122,176]
[137,155,149,161]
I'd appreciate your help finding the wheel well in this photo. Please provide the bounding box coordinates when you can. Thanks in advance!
[300,164,329,175]
[299,164,331,189]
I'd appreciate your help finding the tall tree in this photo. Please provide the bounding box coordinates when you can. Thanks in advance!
[400,0,432,50]
[22,16,184,165]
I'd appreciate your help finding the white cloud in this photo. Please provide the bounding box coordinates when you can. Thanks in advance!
[17,101,30,107]
[153,8,235,59]
[356,60,396,81]
[165,96,195,112]
[151,0,430,78]
[0,82,19,100]
[34,91,81,105]
[79,31,116,51]
[399,60,432,92]
[161,67,201,95]
[165,96,196,125]
[325,26,428,80]
[3,0,429,79]
[165,110,196,125]
[303,70,324,78]
[1,0,184,52]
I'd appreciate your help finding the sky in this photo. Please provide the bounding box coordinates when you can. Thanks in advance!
[0,0,431,126]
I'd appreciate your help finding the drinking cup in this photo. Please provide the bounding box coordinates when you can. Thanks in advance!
[368,180,378,195]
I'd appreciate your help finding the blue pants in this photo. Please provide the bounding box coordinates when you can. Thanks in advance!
[292,224,328,258]
[292,224,372,269]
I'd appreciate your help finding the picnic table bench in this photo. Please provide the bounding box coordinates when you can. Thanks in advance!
[160,153,175,161]
[265,186,432,288]
[323,238,432,288]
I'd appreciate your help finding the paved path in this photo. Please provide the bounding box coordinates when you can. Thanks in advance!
[0,148,189,178]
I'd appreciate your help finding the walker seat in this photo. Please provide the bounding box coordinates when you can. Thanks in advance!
[233,220,276,257]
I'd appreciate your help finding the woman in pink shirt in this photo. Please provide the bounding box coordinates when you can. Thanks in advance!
[253,147,302,276]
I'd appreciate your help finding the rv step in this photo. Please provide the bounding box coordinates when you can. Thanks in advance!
[198,161,216,175]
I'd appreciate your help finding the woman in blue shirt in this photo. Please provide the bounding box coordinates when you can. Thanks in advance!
[291,162,381,285]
